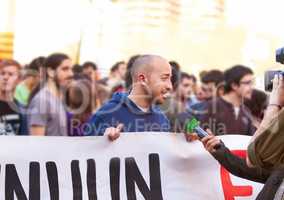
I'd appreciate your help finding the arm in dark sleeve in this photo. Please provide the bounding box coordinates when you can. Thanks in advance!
[212,142,270,183]
[19,113,28,135]
[256,169,284,200]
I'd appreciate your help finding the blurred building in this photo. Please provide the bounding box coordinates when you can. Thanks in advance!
[111,0,182,61]
[110,0,227,70]
[117,0,181,32]
[1,0,283,79]
[80,0,280,78]
[0,33,14,60]
[179,0,225,33]
[0,0,15,60]
[80,0,182,76]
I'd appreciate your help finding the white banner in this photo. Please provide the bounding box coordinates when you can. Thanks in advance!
[0,134,263,200]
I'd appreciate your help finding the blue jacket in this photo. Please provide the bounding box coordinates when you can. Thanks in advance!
[87,93,170,136]
[188,101,209,121]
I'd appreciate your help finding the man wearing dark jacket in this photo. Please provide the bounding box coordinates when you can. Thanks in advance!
[201,132,284,200]
[201,65,255,136]
[87,92,170,135]
[172,70,224,134]
[87,55,172,139]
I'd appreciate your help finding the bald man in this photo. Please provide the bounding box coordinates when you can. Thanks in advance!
[87,55,173,138]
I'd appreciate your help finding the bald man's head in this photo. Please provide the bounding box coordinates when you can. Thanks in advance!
[129,54,173,105]
[130,55,170,82]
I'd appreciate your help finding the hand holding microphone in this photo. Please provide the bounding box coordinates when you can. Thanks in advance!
[186,118,221,152]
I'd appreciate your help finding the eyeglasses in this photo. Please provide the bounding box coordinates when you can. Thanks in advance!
[240,79,255,86]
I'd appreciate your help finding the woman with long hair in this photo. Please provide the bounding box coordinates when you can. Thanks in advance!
[65,74,97,136]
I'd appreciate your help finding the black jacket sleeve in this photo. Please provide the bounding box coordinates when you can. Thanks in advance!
[211,142,270,183]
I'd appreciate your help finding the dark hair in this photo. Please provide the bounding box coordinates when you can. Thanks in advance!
[28,54,69,105]
[28,56,45,72]
[199,70,208,80]
[65,74,93,108]
[111,61,125,73]
[171,66,180,90]
[244,89,268,120]
[73,64,83,74]
[169,61,182,91]
[173,72,196,91]
[180,72,196,83]
[169,61,181,71]
[201,70,224,86]
[224,65,253,93]
[45,53,69,71]
[125,55,141,90]
[65,74,95,122]
[24,56,46,77]
[82,61,97,71]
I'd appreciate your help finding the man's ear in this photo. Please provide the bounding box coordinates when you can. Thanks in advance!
[47,68,55,79]
[138,74,148,85]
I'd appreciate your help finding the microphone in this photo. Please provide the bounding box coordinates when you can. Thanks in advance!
[186,118,208,139]
[186,117,221,149]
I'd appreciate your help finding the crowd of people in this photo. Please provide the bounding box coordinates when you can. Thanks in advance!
[4,52,284,199]
[0,53,268,138]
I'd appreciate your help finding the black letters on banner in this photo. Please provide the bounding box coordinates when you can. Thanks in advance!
[71,160,82,200]
[87,159,97,200]
[29,162,40,200]
[5,162,40,200]
[2,153,163,200]
[46,162,59,200]
[125,154,163,200]
[110,157,120,200]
